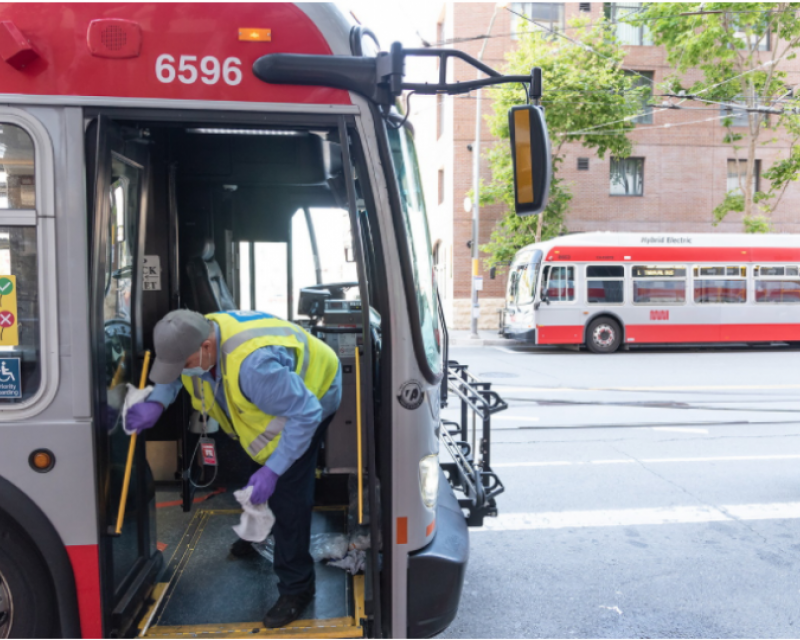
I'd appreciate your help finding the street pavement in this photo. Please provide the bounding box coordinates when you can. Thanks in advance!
[439,343,800,639]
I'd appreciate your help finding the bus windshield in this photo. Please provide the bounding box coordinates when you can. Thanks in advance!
[387,124,441,373]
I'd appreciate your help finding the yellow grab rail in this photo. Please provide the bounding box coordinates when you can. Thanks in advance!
[354,347,363,524]
[115,350,152,535]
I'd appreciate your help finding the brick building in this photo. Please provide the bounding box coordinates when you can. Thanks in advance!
[411,2,800,330]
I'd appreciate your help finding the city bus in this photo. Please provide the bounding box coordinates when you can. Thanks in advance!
[0,3,549,639]
[499,232,800,353]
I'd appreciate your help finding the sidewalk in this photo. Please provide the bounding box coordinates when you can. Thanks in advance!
[447,329,528,347]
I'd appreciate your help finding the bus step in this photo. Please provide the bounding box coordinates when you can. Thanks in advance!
[138,499,365,639]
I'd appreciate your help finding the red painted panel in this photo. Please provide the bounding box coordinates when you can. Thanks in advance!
[546,246,800,263]
[66,544,103,639]
[627,324,720,343]
[0,3,350,105]
[538,325,583,344]
[539,323,800,346]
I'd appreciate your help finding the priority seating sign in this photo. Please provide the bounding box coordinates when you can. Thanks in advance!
[0,358,21,398]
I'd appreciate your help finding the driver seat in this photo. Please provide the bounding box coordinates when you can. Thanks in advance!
[186,240,236,314]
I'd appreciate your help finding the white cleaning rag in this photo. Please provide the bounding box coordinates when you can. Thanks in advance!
[232,486,275,542]
[122,383,154,435]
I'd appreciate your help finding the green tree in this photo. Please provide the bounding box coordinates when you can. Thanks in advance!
[628,2,800,232]
[481,14,642,269]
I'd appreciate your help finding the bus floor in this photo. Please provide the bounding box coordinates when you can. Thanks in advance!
[138,487,365,639]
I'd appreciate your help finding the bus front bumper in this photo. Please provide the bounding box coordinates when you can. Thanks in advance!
[406,470,469,638]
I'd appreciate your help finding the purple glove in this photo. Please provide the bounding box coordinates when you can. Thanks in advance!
[126,401,164,434]
[247,466,280,505]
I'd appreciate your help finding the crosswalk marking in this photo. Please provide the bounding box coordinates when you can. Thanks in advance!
[473,501,800,532]
[493,454,800,468]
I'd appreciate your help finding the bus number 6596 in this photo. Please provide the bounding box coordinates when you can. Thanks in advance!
[155,54,243,86]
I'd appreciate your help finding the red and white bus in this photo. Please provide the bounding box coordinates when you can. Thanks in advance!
[0,4,549,638]
[500,232,800,353]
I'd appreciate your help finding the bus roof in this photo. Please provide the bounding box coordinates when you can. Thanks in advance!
[518,232,800,264]
[0,3,354,107]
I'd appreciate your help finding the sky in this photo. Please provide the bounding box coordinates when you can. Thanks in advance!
[336,0,429,50]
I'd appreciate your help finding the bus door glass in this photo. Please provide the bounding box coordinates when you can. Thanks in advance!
[387,125,441,375]
[89,117,158,630]
[539,264,577,328]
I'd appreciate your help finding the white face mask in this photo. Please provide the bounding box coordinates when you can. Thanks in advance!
[182,347,208,378]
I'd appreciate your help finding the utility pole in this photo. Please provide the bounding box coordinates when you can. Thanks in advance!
[470,4,503,339]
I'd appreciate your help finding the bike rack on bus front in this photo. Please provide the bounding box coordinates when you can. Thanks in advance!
[440,364,507,527]
[437,292,507,527]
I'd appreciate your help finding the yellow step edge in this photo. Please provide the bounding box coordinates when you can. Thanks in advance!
[143,616,361,639]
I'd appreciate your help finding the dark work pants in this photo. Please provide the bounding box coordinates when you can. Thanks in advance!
[268,412,335,596]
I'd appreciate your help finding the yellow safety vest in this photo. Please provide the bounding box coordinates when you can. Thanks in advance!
[182,311,340,465]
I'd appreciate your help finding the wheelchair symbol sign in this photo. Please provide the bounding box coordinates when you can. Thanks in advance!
[0,358,21,398]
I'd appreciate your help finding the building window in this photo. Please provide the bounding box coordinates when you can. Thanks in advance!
[720,99,768,127]
[626,70,654,124]
[436,94,444,139]
[579,2,592,12]
[512,3,564,37]
[604,2,652,46]
[438,168,445,205]
[727,159,760,195]
[577,157,589,171]
[610,157,644,196]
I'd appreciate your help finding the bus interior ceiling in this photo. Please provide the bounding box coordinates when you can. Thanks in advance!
[114,120,371,635]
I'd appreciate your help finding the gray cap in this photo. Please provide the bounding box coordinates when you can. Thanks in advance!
[150,310,213,384]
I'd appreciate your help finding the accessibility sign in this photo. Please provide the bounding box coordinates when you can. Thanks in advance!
[0,358,21,398]
[0,276,19,346]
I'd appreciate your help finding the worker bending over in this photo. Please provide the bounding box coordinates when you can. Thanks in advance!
[126,309,341,628]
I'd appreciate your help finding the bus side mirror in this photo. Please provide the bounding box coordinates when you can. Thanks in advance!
[489,266,496,280]
[508,104,551,217]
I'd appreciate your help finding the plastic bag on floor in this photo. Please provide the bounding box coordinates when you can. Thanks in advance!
[252,536,275,563]
[349,525,371,551]
[310,532,349,562]
[328,549,366,575]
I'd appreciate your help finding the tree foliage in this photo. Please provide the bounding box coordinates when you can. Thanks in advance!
[628,3,800,231]
[481,14,642,268]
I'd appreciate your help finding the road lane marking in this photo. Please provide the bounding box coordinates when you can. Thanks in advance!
[473,502,800,532]
[493,415,540,421]
[493,454,800,468]
[652,426,709,434]
[492,384,800,393]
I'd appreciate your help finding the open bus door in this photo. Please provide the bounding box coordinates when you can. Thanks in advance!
[88,115,162,636]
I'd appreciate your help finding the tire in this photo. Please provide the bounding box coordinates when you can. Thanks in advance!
[0,520,57,639]
[586,317,622,354]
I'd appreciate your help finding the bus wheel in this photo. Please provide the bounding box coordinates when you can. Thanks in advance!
[587,317,622,354]
[0,522,56,639]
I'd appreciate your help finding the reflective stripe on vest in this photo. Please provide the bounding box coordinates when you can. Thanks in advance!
[220,326,310,380]
[247,416,287,457]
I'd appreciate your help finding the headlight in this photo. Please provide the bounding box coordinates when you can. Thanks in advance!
[419,454,439,509]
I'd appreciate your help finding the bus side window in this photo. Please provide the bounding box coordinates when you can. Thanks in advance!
[0,123,40,403]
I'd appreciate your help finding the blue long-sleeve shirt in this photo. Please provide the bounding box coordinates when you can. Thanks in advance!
[149,322,342,476]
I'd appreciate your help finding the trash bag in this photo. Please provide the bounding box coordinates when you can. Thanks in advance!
[252,536,275,563]
[309,532,349,562]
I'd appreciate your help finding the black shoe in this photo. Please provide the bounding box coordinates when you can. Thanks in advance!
[263,587,315,629]
[230,538,258,558]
